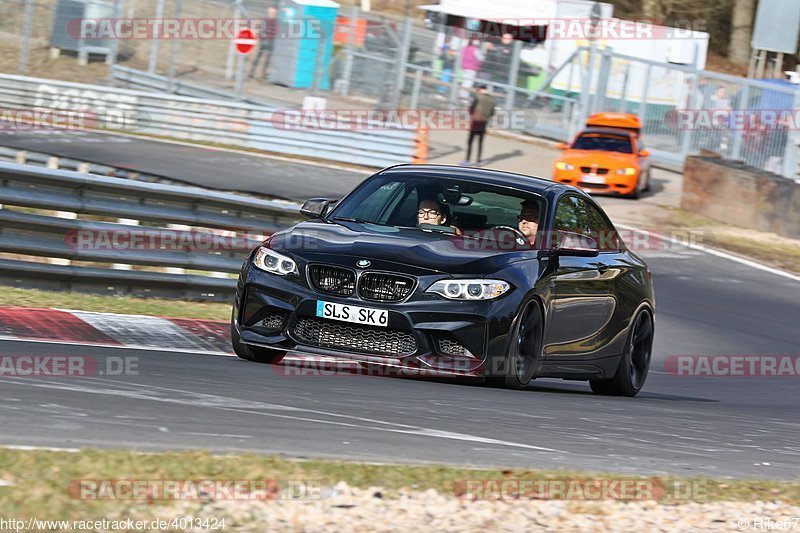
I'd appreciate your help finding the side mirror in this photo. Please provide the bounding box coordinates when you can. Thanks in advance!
[557,142,569,150]
[639,149,650,157]
[550,230,600,257]
[300,198,338,219]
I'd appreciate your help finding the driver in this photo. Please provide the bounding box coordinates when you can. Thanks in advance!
[417,199,462,235]
[517,199,540,246]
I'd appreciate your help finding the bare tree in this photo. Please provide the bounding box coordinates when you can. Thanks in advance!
[728,0,756,64]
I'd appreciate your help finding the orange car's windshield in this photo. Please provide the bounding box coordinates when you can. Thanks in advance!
[571,133,633,154]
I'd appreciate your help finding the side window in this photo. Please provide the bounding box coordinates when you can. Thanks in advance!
[554,196,591,235]
[584,201,620,252]
[554,196,620,252]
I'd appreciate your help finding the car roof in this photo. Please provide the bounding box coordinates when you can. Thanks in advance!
[380,164,577,197]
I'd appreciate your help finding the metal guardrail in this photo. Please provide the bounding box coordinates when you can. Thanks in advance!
[0,73,418,169]
[0,161,301,300]
[110,65,283,109]
[0,146,163,183]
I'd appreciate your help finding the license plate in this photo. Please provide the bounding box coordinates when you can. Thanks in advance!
[316,301,388,327]
[581,174,606,184]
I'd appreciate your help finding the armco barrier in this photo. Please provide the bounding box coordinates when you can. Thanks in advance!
[0,161,302,300]
[0,73,417,168]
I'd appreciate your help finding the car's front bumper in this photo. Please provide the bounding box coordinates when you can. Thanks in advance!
[553,169,639,196]
[233,262,523,375]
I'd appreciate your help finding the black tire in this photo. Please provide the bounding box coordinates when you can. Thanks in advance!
[628,177,641,199]
[485,300,544,390]
[589,309,653,397]
[231,309,286,364]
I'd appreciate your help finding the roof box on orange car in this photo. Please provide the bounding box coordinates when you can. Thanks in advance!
[586,112,642,136]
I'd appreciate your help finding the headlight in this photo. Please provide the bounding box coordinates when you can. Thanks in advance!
[555,162,574,170]
[616,167,637,176]
[253,246,297,276]
[426,279,510,300]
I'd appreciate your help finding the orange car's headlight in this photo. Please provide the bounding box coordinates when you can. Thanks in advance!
[615,167,637,176]
[555,162,574,170]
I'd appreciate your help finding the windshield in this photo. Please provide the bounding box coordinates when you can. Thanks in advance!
[571,132,633,154]
[328,174,544,247]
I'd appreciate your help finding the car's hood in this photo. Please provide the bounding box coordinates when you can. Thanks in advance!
[559,150,638,167]
[270,221,536,275]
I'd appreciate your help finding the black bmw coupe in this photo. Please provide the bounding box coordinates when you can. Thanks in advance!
[232,165,655,396]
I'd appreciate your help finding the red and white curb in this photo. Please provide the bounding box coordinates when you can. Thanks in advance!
[0,307,357,367]
[0,307,232,355]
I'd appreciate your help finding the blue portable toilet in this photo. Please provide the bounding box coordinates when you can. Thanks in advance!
[268,0,340,90]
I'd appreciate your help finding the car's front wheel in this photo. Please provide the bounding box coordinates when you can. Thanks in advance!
[485,300,543,389]
[628,176,642,199]
[589,308,653,396]
[231,309,286,364]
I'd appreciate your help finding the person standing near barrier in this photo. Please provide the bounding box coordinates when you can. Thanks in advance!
[459,40,484,99]
[462,84,495,166]
[482,33,514,86]
[249,7,279,80]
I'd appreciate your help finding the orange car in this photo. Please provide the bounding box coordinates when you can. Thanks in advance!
[553,112,651,199]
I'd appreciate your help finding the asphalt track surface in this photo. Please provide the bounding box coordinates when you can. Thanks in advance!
[0,130,367,200]
[1,130,799,480]
[1,242,799,480]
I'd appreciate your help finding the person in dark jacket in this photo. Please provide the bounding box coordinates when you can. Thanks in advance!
[462,85,496,166]
[249,7,279,80]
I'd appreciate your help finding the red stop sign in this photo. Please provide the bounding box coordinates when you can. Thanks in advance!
[235,28,257,54]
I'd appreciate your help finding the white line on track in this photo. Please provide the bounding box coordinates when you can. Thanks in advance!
[2,377,556,452]
[0,336,233,357]
[1,445,80,452]
[618,224,800,283]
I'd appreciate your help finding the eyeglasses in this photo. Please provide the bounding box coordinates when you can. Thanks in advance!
[417,209,442,218]
[517,215,538,223]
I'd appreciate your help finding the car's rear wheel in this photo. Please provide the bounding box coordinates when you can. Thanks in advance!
[486,300,543,389]
[590,309,653,397]
[231,309,286,364]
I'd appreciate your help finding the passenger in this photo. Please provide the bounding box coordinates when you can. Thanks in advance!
[417,199,461,235]
[517,199,540,246]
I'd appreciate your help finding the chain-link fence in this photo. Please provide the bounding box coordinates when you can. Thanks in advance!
[575,47,800,176]
[2,0,798,178]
